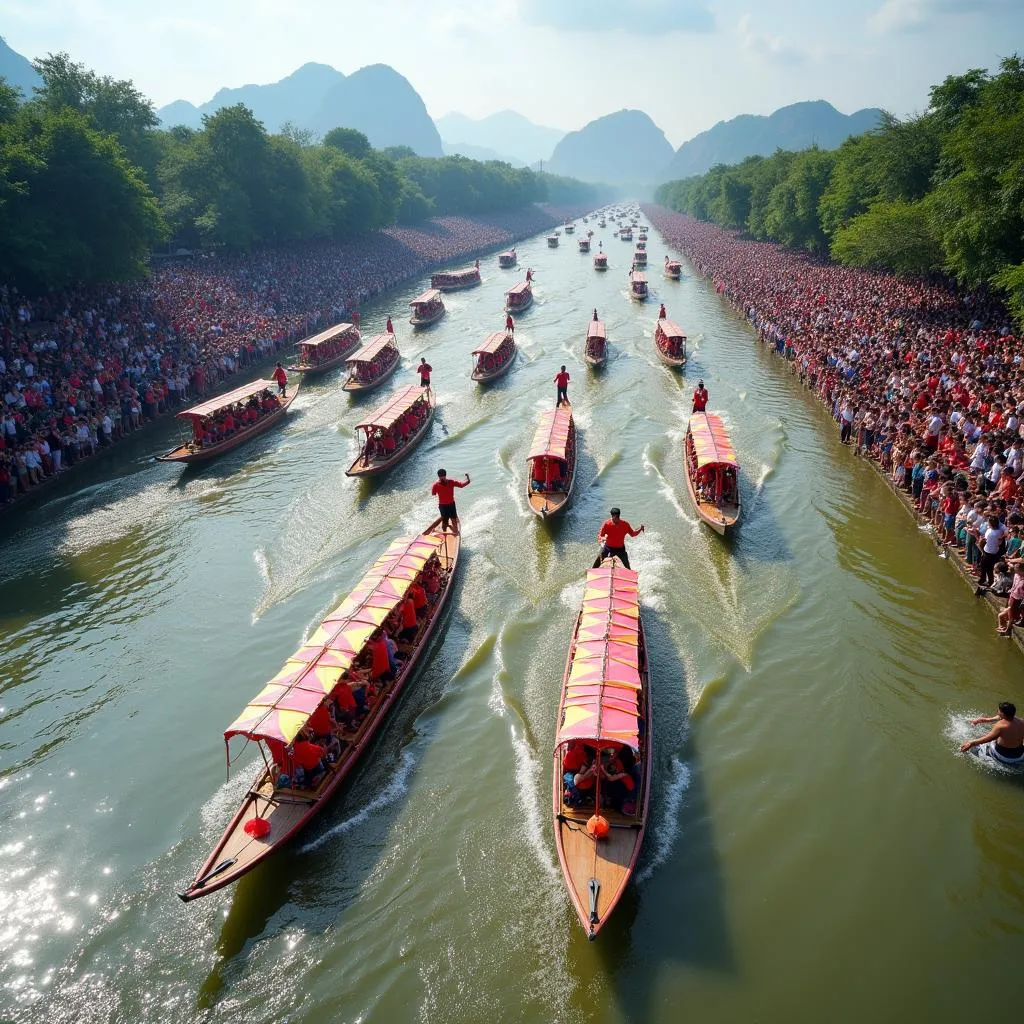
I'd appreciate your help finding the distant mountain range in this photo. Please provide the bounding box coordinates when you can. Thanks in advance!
[546,109,674,186]
[2,37,886,186]
[664,100,884,180]
[158,62,443,156]
[434,110,564,167]
[0,36,41,97]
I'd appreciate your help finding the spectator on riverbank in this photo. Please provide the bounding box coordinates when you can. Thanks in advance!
[0,205,581,507]
[644,204,1024,634]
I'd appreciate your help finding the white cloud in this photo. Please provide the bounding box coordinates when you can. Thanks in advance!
[867,0,1016,33]
[518,0,714,36]
[738,14,806,64]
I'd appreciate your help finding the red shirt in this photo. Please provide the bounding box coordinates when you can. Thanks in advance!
[332,681,357,712]
[599,518,639,548]
[419,363,431,381]
[432,477,466,504]
[693,388,708,411]
[292,741,325,771]
[401,596,417,628]
[369,636,390,678]
[409,582,427,610]
[273,366,287,385]
[555,371,570,388]
[308,705,333,735]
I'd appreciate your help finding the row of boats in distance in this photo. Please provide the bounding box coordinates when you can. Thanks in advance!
[174,204,743,940]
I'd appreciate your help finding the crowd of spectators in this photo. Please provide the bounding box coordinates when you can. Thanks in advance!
[643,205,1024,639]
[0,205,579,507]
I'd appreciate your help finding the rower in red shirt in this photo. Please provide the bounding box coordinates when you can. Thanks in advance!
[431,467,470,535]
[592,507,645,570]
[273,362,288,397]
[418,357,432,388]
[554,366,570,407]
[692,379,709,412]
[505,313,515,334]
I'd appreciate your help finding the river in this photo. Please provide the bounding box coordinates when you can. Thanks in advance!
[2,215,1023,1024]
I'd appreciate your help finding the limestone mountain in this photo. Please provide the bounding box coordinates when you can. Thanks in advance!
[546,109,674,186]
[435,110,564,166]
[158,62,442,156]
[0,36,41,97]
[665,100,884,180]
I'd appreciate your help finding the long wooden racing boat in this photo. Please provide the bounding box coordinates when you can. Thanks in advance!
[472,330,516,383]
[346,385,434,477]
[289,322,361,375]
[593,252,608,271]
[585,320,607,368]
[654,318,687,368]
[180,524,461,901]
[526,404,576,518]
[498,249,517,268]
[342,333,400,393]
[505,281,533,315]
[664,257,682,280]
[430,266,481,291]
[553,560,651,939]
[684,412,741,535]
[629,271,648,301]
[408,288,446,328]
[156,377,299,464]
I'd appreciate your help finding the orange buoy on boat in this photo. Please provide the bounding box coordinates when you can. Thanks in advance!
[587,814,610,839]
[244,817,271,839]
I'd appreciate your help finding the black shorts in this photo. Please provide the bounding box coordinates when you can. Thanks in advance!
[439,502,457,519]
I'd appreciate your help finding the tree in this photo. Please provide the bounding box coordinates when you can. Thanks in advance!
[323,126,372,160]
[830,199,942,273]
[280,121,317,147]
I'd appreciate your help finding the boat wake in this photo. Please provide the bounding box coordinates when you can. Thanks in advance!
[300,749,417,853]
[508,721,559,880]
[636,756,690,884]
[641,445,698,528]
[628,529,671,610]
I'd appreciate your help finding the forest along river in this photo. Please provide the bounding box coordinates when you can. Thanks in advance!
[1,220,1023,1024]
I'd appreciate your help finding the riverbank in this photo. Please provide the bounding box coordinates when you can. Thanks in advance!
[1,203,589,521]
[642,203,1024,656]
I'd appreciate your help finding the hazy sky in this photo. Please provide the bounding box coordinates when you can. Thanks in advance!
[3,0,1021,145]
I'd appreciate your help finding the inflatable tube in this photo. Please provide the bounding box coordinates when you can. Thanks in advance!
[971,740,1024,768]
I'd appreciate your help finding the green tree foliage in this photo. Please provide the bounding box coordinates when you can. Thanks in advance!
[830,199,942,274]
[655,53,1024,324]
[0,55,606,289]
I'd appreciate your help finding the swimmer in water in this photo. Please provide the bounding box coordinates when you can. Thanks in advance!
[960,701,1024,759]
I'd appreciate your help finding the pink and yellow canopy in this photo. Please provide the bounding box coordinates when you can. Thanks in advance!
[555,564,643,751]
[179,379,277,421]
[356,384,427,433]
[528,407,573,462]
[300,322,357,350]
[347,333,397,365]
[657,319,686,341]
[473,331,511,356]
[224,533,442,747]
[689,412,738,470]
[587,320,606,341]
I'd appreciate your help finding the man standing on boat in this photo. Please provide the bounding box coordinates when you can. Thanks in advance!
[555,366,570,408]
[418,357,432,390]
[692,380,708,413]
[658,303,667,319]
[505,312,515,335]
[593,308,599,321]
[432,468,470,535]
[526,268,533,283]
[273,362,288,397]
[386,316,394,334]
[592,508,644,570]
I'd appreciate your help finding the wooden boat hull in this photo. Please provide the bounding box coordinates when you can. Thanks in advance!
[345,396,435,477]
[655,347,687,368]
[430,275,480,292]
[630,290,647,302]
[584,350,607,368]
[409,307,445,328]
[180,523,461,901]
[683,456,741,535]
[472,349,517,384]
[499,258,517,268]
[342,355,400,393]
[553,611,651,939]
[664,269,681,280]
[290,342,361,376]
[156,386,299,464]
[505,294,533,315]
[593,262,608,271]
